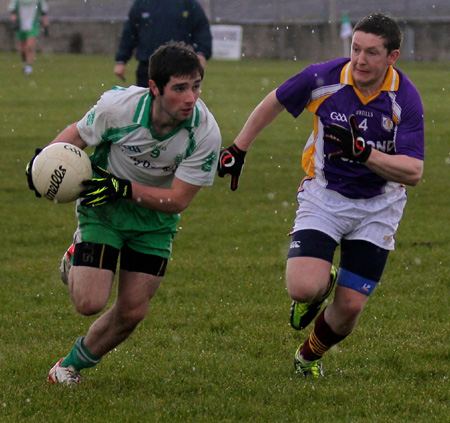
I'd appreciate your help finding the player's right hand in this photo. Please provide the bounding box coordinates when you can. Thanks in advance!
[217,144,246,191]
[80,165,132,207]
[10,20,19,32]
[114,63,126,81]
[324,115,372,163]
[25,148,43,197]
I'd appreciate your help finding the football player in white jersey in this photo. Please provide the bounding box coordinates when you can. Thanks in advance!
[25,42,221,385]
[9,0,49,75]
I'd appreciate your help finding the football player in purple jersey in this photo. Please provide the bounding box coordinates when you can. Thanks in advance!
[218,13,424,377]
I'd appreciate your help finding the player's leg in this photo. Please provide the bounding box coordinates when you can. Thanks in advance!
[326,238,390,334]
[48,244,168,384]
[68,242,119,315]
[325,286,369,335]
[48,242,119,385]
[287,229,338,331]
[18,39,26,62]
[17,37,27,69]
[295,239,389,377]
[287,256,334,302]
[24,36,36,66]
[82,244,167,358]
[83,270,163,358]
[16,32,36,74]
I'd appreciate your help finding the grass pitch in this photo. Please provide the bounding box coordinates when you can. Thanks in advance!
[0,52,449,422]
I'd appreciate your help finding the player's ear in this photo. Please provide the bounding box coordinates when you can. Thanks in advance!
[387,49,400,65]
[149,80,160,97]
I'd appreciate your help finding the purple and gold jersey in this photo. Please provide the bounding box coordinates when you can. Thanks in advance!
[276,58,424,199]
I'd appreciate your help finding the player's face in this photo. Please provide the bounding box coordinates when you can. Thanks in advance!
[154,73,202,124]
[350,31,400,95]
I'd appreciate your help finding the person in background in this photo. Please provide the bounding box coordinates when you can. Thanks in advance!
[9,0,50,75]
[217,13,424,377]
[114,0,212,87]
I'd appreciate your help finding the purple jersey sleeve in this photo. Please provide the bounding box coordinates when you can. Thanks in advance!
[392,72,424,160]
[276,58,348,118]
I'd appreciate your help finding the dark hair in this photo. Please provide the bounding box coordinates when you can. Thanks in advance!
[148,41,204,96]
[353,13,403,53]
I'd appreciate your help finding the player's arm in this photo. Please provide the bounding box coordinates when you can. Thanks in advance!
[50,122,88,150]
[41,14,50,30]
[234,89,285,151]
[81,168,201,214]
[364,150,423,186]
[190,4,212,61]
[114,3,139,80]
[324,114,423,186]
[8,0,18,19]
[130,177,201,214]
[218,90,285,190]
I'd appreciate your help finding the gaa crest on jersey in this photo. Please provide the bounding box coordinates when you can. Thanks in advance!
[201,151,217,172]
[381,115,394,132]
[86,110,95,126]
[330,112,348,122]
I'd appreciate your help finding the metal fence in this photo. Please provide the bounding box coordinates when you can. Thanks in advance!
[207,0,450,24]
[2,0,450,23]
[1,0,449,60]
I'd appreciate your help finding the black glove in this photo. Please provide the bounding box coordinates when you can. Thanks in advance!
[217,144,246,191]
[80,165,132,207]
[324,115,372,163]
[25,148,43,197]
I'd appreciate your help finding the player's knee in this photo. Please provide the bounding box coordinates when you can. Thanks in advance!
[73,297,107,316]
[287,278,324,303]
[74,302,105,316]
[116,305,149,329]
[286,269,331,302]
[345,294,367,320]
[327,290,367,330]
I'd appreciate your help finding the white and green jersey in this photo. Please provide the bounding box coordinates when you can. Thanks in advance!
[74,85,221,255]
[8,0,48,32]
[77,85,221,189]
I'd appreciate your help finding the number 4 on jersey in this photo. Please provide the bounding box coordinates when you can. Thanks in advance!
[358,118,368,131]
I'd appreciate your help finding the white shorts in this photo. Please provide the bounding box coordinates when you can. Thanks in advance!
[292,178,407,251]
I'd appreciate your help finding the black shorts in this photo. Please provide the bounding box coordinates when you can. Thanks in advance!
[287,229,389,282]
[73,242,167,277]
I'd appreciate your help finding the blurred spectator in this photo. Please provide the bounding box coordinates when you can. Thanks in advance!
[114,0,212,87]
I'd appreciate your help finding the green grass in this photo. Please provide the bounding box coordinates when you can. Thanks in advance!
[1,52,449,422]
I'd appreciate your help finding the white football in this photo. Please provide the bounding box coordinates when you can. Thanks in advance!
[32,143,92,203]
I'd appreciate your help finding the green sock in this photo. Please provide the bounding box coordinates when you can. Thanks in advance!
[61,337,102,371]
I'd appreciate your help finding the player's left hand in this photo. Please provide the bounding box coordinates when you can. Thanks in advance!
[10,20,19,32]
[80,165,132,207]
[217,143,246,191]
[25,148,43,197]
[324,115,372,163]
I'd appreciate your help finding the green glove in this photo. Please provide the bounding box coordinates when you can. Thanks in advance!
[80,165,132,207]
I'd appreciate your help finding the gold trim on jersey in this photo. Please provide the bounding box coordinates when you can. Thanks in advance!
[340,62,400,105]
